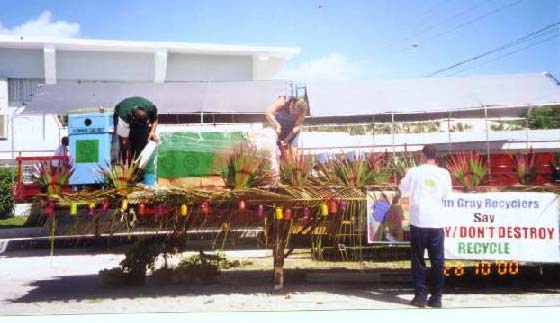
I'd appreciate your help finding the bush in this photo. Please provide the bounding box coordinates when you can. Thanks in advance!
[0,167,14,218]
[177,251,221,283]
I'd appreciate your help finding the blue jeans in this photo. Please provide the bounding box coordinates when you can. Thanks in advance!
[410,225,445,302]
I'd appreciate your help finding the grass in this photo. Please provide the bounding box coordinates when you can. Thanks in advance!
[0,216,34,229]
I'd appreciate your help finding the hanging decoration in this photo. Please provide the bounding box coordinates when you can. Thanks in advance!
[201,200,210,215]
[102,199,111,213]
[320,202,329,216]
[328,198,338,214]
[70,202,78,216]
[239,197,246,212]
[283,207,292,220]
[275,207,283,220]
[303,206,310,220]
[180,203,188,217]
[138,203,146,216]
[120,199,129,212]
[88,202,96,216]
[257,204,264,218]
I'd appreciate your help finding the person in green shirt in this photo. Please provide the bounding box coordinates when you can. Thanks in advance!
[113,96,158,164]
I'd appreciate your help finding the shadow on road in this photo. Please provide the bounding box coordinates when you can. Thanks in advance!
[7,268,560,306]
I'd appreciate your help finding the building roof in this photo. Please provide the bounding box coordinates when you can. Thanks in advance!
[23,80,288,115]
[306,72,560,121]
[0,35,300,59]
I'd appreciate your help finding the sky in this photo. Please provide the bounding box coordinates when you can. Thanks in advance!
[0,0,558,80]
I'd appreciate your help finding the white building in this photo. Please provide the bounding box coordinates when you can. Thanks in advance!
[0,35,299,162]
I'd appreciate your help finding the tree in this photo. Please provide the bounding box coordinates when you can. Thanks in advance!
[524,106,560,129]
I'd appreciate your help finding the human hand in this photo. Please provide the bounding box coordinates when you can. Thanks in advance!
[148,133,158,142]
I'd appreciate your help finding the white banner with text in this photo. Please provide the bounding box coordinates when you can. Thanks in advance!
[443,192,560,262]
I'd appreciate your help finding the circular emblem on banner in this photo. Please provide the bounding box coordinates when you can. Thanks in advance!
[159,157,176,173]
[183,155,200,170]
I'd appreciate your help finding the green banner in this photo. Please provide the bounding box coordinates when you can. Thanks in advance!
[157,132,247,178]
[75,139,99,163]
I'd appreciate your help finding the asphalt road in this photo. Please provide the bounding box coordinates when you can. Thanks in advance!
[1,248,560,316]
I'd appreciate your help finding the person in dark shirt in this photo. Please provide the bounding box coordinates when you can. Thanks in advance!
[113,96,158,164]
[265,96,308,160]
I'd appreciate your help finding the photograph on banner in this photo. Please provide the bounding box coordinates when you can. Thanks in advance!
[442,192,560,263]
[366,190,410,243]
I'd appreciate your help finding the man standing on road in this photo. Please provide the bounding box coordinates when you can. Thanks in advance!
[399,144,452,308]
[112,96,158,165]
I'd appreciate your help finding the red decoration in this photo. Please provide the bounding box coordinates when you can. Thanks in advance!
[138,203,146,216]
[328,198,338,214]
[257,204,264,218]
[102,199,110,213]
[201,200,210,215]
[283,207,292,220]
[239,197,246,212]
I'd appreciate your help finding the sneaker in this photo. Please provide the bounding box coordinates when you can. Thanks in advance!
[409,297,427,308]
[427,298,442,308]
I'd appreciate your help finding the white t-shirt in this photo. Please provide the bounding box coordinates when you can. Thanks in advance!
[399,164,452,228]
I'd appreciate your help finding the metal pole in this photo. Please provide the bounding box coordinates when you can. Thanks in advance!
[484,106,492,182]
[391,112,395,158]
[447,113,452,154]
[371,115,375,152]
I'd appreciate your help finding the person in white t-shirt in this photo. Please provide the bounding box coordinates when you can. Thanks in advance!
[399,144,452,308]
[52,136,69,167]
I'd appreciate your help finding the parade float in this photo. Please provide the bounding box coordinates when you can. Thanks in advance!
[11,77,560,288]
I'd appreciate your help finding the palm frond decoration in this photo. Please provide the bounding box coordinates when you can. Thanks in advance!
[391,152,416,180]
[96,160,142,189]
[366,152,391,184]
[279,154,314,188]
[220,143,275,190]
[511,147,538,185]
[316,154,377,187]
[32,161,74,196]
[445,151,487,189]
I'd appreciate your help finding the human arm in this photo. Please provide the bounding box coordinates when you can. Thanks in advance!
[265,97,286,136]
[119,136,131,165]
[283,112,305,144]
[148,116,158,141]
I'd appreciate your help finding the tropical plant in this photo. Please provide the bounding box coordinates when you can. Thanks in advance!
[31,161,74,195]
[0,167,14,218]
[391,152,416,180]
[316,154,382,187]
[365,152,391,184]
[511,148,538,185]
[279,154,314,187]
[445,151,488,189]
[97,161,141,189]
[220,144,274,189]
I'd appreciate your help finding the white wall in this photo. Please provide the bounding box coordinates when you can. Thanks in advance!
[0,78,6,115]
[166,53,253,81]
[0,107,65,162]
[57,50,154,81]
[253,56,285,80]
[0,48,44,78]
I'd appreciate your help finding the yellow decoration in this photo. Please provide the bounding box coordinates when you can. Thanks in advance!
[320,203,329,216]
[121,199,128,211]
[70,203,78,216]
[181,204,188,216]
[275,207,283,220]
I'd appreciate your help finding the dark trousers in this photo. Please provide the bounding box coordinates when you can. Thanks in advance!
[410,225,445,302]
